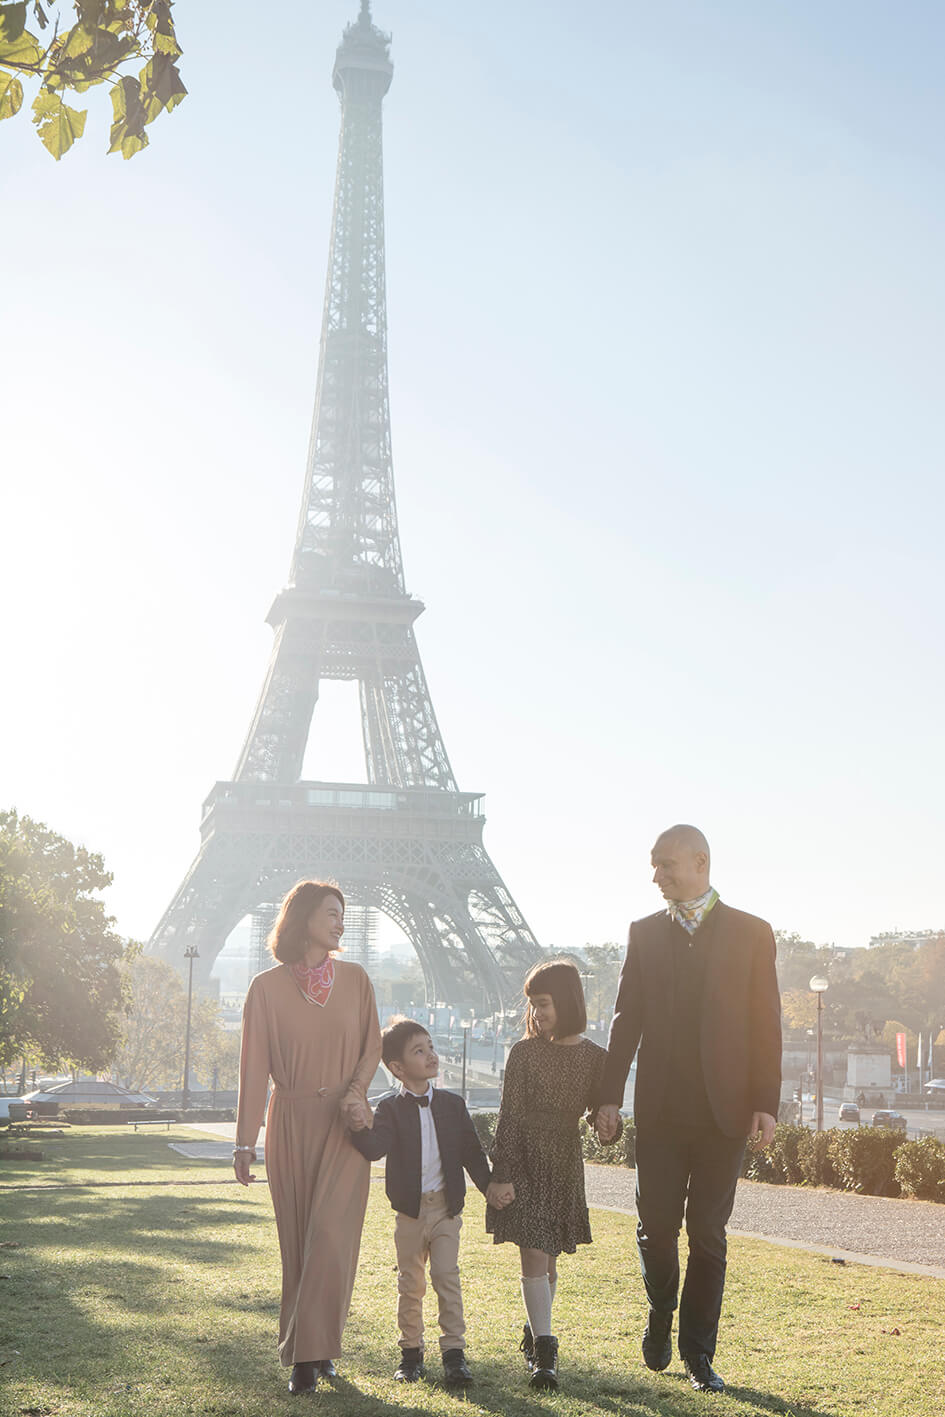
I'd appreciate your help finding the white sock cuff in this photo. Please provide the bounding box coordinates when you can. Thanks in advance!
[520,1274,553,1339]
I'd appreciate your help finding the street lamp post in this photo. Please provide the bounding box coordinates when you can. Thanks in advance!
[579,970,594,1034]
[810,975,829,1132]
[182,945,199,1113]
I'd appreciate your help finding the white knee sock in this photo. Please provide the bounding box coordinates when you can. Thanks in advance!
[521,1275,553,1338]
[549,1276,557,1309]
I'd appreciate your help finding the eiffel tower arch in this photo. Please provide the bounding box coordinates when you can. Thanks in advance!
[149,3,543,1011]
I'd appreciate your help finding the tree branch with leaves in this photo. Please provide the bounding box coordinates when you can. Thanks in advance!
[0,0,185,159]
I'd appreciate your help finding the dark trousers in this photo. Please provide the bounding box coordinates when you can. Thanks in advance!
[634,1121,746,1361]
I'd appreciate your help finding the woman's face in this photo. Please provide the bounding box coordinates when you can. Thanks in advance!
[529,991,558,1038]
[305,894,345,956]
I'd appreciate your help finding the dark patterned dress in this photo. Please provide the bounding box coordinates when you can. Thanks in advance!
[486,1035,608,1256]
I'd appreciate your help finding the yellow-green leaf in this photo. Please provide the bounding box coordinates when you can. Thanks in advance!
[0,22,41,66]
[62,23,94,58]
[0,2,27,43]
[0,69,23,118]
[32,90,87,158]
[107,115,147,159]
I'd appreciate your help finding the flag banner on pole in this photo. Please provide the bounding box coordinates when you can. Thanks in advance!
[896,1032,907,1068]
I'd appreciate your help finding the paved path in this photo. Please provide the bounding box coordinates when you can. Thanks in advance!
[584,1163,945,1278]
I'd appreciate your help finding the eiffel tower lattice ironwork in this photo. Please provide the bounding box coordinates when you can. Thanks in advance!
[148,2,542,1009]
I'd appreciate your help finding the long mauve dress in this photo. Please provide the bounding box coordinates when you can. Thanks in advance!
[236,958,382,1365]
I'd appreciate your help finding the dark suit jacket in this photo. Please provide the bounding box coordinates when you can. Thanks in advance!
[600,901,782,1138]
[348,1086,492,1219]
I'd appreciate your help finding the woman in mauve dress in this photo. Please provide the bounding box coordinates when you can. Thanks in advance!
[234,879,381,1395]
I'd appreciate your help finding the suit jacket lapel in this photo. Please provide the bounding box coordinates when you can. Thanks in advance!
[699,900,729,1023]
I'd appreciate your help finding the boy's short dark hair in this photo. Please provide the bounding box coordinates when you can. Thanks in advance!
[522,959,587,1039]
[382,1015,431,1069]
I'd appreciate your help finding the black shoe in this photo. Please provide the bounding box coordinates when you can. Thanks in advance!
[519,1323,535,1371]
[288,1361,318,1394]
[394,1346,425,1382]
[684,1355,725,1392]
[642,1309,673,1372]
[529,1334,558,1390]
[442,1348,472,1387]
[316,1359,337,1379]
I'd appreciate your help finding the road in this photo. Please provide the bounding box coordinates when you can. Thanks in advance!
[800,1094,945,1138]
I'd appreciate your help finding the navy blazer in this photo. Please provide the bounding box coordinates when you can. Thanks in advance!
[600,901,782,1138]
[349,1086,492,1219]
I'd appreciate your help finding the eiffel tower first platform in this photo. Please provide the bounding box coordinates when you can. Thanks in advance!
[148,2,543,1010]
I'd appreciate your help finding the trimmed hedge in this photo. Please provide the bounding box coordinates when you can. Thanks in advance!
[471,1111,945,1203]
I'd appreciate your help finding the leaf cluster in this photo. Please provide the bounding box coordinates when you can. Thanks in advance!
[0,0,185,158]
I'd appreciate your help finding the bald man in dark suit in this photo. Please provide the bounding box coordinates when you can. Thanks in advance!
[596,825,782,1393]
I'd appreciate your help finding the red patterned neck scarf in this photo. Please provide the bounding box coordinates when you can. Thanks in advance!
[290,955,335,1007]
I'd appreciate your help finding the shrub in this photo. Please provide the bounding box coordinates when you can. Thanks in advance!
[895,1135,945,1202]
[828,1126,904,1196]
[471,1110,497,1153]
[797,1127,838,1188]
[743,1124,807,1184]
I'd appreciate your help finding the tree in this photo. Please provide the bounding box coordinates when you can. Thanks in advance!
[0,0,185,160]
[115,951,235,1094]
[0,809,127,1072]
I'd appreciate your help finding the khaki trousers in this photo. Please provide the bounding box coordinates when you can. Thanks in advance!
[394,1188,465,1352]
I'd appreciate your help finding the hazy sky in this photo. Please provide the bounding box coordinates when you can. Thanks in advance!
[2,1,943,963]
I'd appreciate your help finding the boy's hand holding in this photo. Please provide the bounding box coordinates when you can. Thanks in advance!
[346,1098,374,1132]
[486,1180,515,1210]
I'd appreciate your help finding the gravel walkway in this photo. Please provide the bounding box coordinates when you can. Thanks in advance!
[584,1163,945,1277]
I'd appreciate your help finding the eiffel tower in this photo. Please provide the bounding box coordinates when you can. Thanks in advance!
[149,2,542,1010]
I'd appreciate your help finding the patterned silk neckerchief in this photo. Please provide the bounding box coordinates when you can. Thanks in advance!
[290,955,335,1007]
[667,886,719,937]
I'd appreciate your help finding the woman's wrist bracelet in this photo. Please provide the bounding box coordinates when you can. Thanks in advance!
[233,1145,255,1154]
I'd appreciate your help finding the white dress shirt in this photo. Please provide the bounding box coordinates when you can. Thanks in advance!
[401,1081,445,1194]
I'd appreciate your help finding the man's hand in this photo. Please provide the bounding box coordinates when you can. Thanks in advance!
[596,1103,620,1144]
[486,1180,515,1210]
[748,1111,776,1150]
[233,1151,257,1186]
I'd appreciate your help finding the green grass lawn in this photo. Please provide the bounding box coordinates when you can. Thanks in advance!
[1,1127,943,1417]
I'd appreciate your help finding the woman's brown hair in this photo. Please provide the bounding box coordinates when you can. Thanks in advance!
[267,880,346,964]
[522,958,587,1040]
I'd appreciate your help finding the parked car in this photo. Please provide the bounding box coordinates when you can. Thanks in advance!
[837,1102,860,1123]
[870,1109,907,1130]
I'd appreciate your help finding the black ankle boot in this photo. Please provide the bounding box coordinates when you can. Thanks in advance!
[529,1334,558,1390]
[394,1347,425,1382]
[519,1323,535,1370]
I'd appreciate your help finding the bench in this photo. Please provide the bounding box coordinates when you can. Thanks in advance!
[127,1117,179,1131]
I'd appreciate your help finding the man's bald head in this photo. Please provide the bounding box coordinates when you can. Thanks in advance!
[651,825,711,903]
[654,824,710,862]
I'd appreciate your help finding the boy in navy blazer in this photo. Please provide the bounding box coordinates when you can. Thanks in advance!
[348,1016,501,1387]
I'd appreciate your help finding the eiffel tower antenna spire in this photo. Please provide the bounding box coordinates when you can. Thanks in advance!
[149,9,542,1010]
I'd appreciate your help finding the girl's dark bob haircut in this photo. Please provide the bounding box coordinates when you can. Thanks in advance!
[522,958,587,1040]
[267,880,345,964]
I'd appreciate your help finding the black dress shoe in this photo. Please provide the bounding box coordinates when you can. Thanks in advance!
[316,1359,337,1379]
[288,1361,318,1394]
[394,1346,425,1382]
[442,1348,472,1386]
[684,1355,725,1392]
[642,1310,673,1372]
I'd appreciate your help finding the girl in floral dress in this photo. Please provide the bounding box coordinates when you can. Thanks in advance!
[486,959,618,1389]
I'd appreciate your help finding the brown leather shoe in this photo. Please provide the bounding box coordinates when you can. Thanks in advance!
[288,1361,318,1394]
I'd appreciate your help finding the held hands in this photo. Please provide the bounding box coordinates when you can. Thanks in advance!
[595,1103,620,1144]
[486,1180,515,1210]
[749,1111,777,1150]
[345,1098,374,1132]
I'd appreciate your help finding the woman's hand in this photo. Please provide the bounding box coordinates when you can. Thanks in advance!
[233,1151,257,1185]
[486,1180,515,1210]
[347,1099,373,1132]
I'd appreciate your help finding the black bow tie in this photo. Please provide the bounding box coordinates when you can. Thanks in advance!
[405,1092,430,1107]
